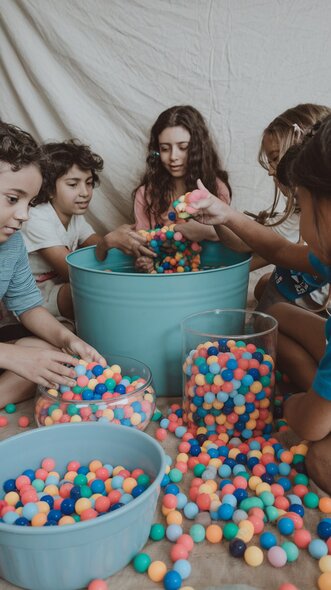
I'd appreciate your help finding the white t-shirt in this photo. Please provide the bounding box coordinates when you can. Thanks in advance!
[22,202,94,277]
[268,211,300,244]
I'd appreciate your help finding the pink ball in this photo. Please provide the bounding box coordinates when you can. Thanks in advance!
[18,415,30,428]
[278,585,299,590]
[268,546,287,568]
[41,457,56,472]
[88,580,108,590]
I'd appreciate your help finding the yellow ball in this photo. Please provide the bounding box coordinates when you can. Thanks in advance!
[237,520,254,543]
[43,484,58,496]
[58,516,75,526]
[167,510,183,525]
[70,415,82,423]
[206,524,223,543]
[122,477,137,494]
[244,545,264,567]
[75,498,92,515]
[5,491,20,506]
[31,513,47,527]
[319,555,331,573]
[110,364,121,373]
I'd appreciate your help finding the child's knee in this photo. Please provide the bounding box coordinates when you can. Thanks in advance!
[305,436,331,494]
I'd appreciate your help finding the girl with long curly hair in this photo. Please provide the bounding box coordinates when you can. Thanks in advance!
[133,105,231,242]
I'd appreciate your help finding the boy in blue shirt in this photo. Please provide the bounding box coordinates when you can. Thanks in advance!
[0,120,105,407]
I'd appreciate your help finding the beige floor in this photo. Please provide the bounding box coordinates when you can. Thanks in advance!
[0,269,326,590]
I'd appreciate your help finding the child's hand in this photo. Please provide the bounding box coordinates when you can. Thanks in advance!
[189,179,231,226]
[10,346,80,389]
[135,256,155,273]
[62,335,107,367]
[96,225,156,260]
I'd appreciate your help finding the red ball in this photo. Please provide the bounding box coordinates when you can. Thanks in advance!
[293,528,311,549]
[18,415,30,428]
[88,580,108,590]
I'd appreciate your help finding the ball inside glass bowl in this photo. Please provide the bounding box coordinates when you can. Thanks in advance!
[35,355,156,430]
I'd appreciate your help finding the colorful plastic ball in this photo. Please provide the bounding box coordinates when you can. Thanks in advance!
[244,545,264,567]
[277,517,295,536]
[293,529,311,549]
[4,403,16,414]
[281,541,299,562]
[278,585,299,590]
[150,523,166,541]
[0,416,9,427]
[17,415,30,427]
[87,580,108,590]
[319,555,331,573]
[206,524,223,543]
[318,572,331,590]
[229,538,246,558]
[133,552,152,573]
[260,531,277,550]
[163,570,182,590]
[303,491,319,509]
[148,560,167,582]
[173,559,191,580]
[268,546,287,568]
[318,519,331,540]
[309,539,328,559]
[166,524,183,542]
[189,523,206,543]
[319,497,331,514]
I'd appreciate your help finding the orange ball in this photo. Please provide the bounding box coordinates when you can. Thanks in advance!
[147,560,167,582]
[319,497,331,514]
[318,572,331,590]
[206,524,223,543]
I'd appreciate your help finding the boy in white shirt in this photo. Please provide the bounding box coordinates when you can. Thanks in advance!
[22,140,154,321]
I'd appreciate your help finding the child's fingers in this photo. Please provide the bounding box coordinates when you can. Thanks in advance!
[95,241,107,261]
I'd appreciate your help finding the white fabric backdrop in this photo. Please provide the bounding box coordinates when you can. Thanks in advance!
[1,0,331,233]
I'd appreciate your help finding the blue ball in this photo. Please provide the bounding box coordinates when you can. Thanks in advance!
[15,517,30,526]
[3,478,16,493]
[317,519,331,540]
[163,570,182,590]
[91,364,104,376]
[218,503,234,521]
[94,383,107,395]
[40,494,54,509]
[308,538,328,559]
[61,498,75,515]
[47,510,62,523]
[260,531,277,549]
[288,504,304,517]
[173,559,191,580]
[229,538,246,557]
[278,517,295,536]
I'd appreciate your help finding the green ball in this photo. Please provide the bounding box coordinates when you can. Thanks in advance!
[105,378,116,390]
[72,385,82,394]
[137,474,150,487]
[303,491,319,509]
[4,403,16,414]
[282,541,299,562]
[169,468,182,483]
[294,473,309,486]
[240,497,264,511]
[152,409,163,422]
[67,405,79,416]
[193,464,206,477]
[292,454,305,465]
[260,491,275,507]
[133,552,151,573]
[265,505,279,522]
[189,523,205,543]
[80,485,92,498]
[223,522,239,540]
[149,523,165,541]
[74,474,87,486]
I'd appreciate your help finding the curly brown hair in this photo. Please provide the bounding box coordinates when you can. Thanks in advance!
[38,139,104,202]
[0,120,47,204]
[132,105,231,226]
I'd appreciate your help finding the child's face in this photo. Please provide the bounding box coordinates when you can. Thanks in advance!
[158,126,190,179]
[0,163,42,244]
[297,186,331,265]
[263,133,292,199]
[51,165,93,217]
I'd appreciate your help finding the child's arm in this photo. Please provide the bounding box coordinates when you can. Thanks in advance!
[7,306,106,387]
[190,181,315,274]
[95,224,156,261]
[175,219,219,242]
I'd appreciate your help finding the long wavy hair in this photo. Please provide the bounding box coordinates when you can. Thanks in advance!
[133,105,231,226]
[247,103,331,226]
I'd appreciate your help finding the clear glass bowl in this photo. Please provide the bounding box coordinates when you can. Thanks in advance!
[181,309,278,439]
[34,355,156,431]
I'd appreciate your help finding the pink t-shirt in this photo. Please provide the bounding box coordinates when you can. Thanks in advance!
[134,178,230,230]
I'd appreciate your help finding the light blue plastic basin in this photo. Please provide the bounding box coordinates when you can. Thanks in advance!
[67,241,251,396]
[0,423,166,590]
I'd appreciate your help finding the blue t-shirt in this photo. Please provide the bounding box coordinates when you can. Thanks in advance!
[309,252,331,400]
[0,232,43,316]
